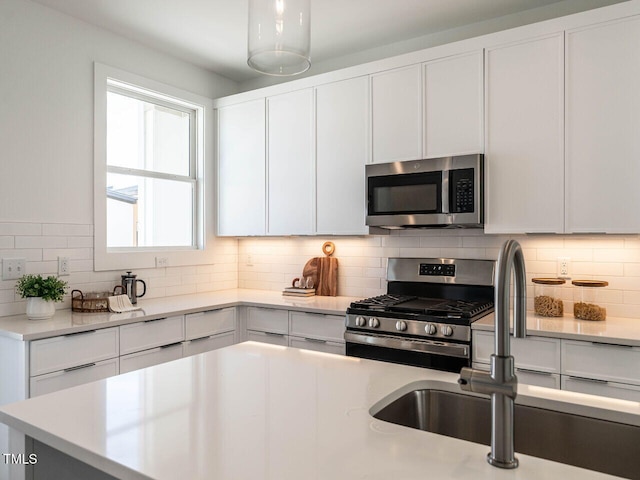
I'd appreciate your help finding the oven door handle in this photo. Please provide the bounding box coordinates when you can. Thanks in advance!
[344,332,469,359]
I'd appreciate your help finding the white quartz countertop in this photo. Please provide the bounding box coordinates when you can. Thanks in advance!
[473,312,640,347]
[0,289,359,341]
[1,342,637,480]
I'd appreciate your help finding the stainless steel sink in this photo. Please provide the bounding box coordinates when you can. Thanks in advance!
[372,389,640,479]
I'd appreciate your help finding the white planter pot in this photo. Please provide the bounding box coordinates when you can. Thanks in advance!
[26,297,56,320]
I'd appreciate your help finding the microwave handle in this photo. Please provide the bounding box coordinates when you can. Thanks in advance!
[441,170,450,214]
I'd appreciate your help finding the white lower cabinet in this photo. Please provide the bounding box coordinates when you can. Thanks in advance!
[247,330,289,346]
[473,330,640,399]
[30,327,119,377]
[560,339,640,401]
[561,376,640,402]
[183,332,236,357]
[120,343,184,374]
[472,330,561,374]
[120,315,185,356]
[30,358,119,397]
[243,308,346,355]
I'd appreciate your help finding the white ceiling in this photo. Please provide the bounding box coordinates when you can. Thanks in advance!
[31,0,620,83]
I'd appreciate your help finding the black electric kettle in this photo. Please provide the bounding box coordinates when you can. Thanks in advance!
[121,271,146,305]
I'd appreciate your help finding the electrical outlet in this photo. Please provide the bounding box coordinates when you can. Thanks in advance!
[155,257,168,268]
[58,256,70,276]
[557,257,571,279]
[246,254,253,266]
[2,258,26,280]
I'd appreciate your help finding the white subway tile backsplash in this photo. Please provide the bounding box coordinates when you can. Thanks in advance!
[67,236,94,248]
[0,237,14,249]
[43,248,93,261]
[42,224,93,236]
[15,236,68,249]
[0,223,42,236]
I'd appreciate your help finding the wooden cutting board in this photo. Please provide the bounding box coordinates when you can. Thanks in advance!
[302,242,338,296]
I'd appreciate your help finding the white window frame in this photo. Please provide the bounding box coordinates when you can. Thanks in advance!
[94,63,214,271]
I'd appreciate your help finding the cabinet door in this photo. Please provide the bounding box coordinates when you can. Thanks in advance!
[183,332,236,357]
[267,89,314,235]
[120,315,185,355]
[217,99,266,236]
[289,311,345,343]
[424,51,483,158]
[316,77,369,234]
[119,343,183,374]
[185,308,236,341]
[566,17,640,233]
[562,376,640,402]
[30,358,119,397]
[30,327,119,377]
[246,307,288,334]
[473,330,560,373]
[484,34,564,234]
[371,64,422,163]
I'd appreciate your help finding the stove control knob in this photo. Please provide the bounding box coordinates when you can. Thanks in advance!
[442,325,454,337]
[368,317,380,328]
[425,324,437,335]
[395,320,407,332]
[355,316,366,327]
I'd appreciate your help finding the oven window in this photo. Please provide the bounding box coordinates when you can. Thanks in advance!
[368,171,442,215]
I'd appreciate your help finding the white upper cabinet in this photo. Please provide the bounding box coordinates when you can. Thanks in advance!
[423,51,484,158]
[484,34,565,234]
[371,64,422,163]
[217,99,266,236]
[316,77,369,235]
[267,89,315,235]
[566,16,640,233]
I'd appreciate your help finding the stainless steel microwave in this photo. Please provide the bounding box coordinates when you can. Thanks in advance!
[365,154,484,229]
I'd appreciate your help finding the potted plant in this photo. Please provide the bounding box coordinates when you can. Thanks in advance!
[16,274,68,320]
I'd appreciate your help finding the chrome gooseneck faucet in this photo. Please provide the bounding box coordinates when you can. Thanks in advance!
[459,239,526,469]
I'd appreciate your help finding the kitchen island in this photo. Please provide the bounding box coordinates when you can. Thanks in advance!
[1,342,638,480]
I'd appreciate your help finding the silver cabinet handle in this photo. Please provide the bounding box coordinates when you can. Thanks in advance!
[303,337,327,344]
[64,362,96,372]
[160,342,183,349]
[568,376,608,384]
[144,317,167,323]
[64,329,96,337]
[264,332,286,337]
[591,341,633,348]
[516,368,553,376]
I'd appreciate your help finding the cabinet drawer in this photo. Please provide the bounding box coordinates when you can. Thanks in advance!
[30,358,119,397]
[289,312,345,343]
[561,340,640,385]
[289,336,345,355]
[472,331,560,373]
[246,307,288,334]
[120,315,185,355]
[247,330,288,346]
[120,343,183,374]
[185,308,236,340]
[30,327,119,377]
[517,368,560,390]
[562,375,640,402]
[183,332,236,357]
[472,362,560,389]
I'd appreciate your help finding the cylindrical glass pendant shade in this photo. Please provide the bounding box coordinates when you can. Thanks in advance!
[247,0,311,76]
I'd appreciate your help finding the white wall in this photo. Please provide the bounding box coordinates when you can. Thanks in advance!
[238,232,640,320]
[0,0,240,317]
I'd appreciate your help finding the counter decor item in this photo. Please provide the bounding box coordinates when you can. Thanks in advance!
[120,271,146,305]
[107,294,142,313]
[532,278,565,317]
[283,276,315,297]
[572,280,608,321]
[16,274,68,320]
[302,242,338,296]
[71,287,124,313]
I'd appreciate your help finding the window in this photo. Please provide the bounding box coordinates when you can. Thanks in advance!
[94,64,212,271]
[106,85,196,248]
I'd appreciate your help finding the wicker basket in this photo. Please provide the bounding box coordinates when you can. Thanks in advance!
[71,288,123,313]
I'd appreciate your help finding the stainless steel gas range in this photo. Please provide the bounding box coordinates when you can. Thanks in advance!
[345,258,495,373]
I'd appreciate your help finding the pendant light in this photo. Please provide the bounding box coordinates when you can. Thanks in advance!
[247,0,311,76]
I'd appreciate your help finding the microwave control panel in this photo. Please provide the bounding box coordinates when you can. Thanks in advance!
[450,168,475,213]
